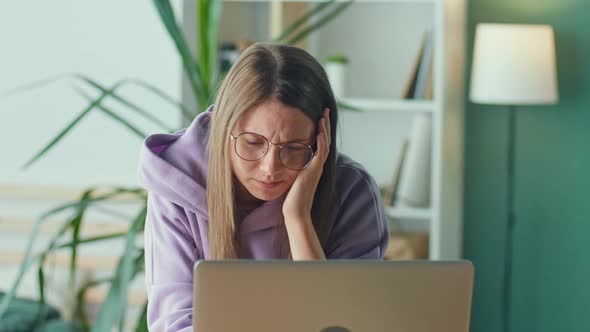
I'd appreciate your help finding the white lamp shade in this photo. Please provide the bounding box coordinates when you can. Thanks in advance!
[470,23,559,105]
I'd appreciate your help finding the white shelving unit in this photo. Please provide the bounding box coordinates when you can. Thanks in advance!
[340,98,435,113]
[386,205,432,220]
[208,0,466,259]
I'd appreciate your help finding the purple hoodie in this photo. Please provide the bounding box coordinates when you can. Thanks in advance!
[138,107,389,331]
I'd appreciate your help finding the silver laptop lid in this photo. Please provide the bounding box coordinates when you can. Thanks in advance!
[194,260,473,332]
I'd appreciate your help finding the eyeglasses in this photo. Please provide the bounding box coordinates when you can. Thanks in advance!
[230,132,315,170]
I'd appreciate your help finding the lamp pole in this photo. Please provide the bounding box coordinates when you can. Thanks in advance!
[502,105,517,332]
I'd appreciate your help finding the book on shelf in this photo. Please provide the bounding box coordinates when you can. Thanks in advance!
[401,32,425,99]
[396,113,432,207]
[393,30,435,208]
[401,29,434,100]
[413,29,433,99]
[424,53,434,100]
[382,139,409,207]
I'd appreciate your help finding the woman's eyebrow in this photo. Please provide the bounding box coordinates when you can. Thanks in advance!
[239,130,313,144]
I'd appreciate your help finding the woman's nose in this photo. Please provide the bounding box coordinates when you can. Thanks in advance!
[259,145,283,174]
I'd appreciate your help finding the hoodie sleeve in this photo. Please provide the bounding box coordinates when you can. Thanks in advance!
[326,165,390,259]
[144,193,200,332]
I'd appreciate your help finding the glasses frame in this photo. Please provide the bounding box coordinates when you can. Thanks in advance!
[230,132,315,170]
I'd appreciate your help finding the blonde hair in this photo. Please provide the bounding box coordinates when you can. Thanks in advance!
[207,43,338,259]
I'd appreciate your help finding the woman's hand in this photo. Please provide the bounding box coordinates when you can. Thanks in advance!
[282,108,330,260]
[282,108,331,223]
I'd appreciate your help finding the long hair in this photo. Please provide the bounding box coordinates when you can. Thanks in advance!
[207,42,338,259]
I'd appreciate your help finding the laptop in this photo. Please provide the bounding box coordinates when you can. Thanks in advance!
[193,260,473,332]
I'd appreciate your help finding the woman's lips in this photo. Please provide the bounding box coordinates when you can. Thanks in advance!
[255,179,283,189]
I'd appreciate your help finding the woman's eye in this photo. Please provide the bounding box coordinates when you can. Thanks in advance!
[246,140,264,145]
[285,144,305,152]
[286,146,302,151]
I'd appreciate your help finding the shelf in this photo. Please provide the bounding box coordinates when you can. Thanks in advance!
[385,205,431,220]
[385,205,431,233]
[339,97,434,113]
[388,218,430,234]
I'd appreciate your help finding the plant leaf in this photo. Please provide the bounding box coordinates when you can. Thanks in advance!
[32,189,93,318]
[74,75,175,132]
[198,0,223,107]
[0,209,68,319]
[30,209,84,331]
[0,187,145,319]
[3,73,177,132]
[285,0,353,46]
[34,266,46,331]
[273,0,335,43]
[76,277,113,332]
[23,75,188,169]
[134,301,149,332]
[90,204,135,221]
[1,73,66,97]
[337,100,363,112]
[21,86,113,169]
[153,0,208,107]
[56,232,128,250]
[120,78,193,124]
[90,207,147,332]
[74,86,147,139]
[69,190,93,285]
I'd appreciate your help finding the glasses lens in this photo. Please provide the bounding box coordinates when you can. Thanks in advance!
[280,143,314,170]
[235,133,268,161]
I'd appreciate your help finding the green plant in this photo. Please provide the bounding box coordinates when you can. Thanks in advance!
[326,54,350,64]
[0,1,354,331]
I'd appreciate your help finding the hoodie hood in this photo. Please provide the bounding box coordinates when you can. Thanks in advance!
[138,107,213,219]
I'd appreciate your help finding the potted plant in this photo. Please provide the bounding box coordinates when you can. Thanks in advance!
[325,54,350,98]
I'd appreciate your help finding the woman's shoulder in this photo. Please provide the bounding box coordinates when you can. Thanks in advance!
[334,153,380,199]
[138,107,212,212]
[154,107,213,182]
[329,153,389,258]
[335,153,372,183]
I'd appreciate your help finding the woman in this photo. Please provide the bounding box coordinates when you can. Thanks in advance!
[139,43,389,331]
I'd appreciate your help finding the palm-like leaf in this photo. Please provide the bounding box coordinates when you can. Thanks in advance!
[90,208,147,332]
[0,187,145,319]
[274,0,336,43]
[284,1,353,45]
[74,75,179,130]
[273,0,353,46]
[199,0,223,104]
[153,0,208,111]
[3,74,183,130]
[76,278,112,331]
[21,86,113,169]
[133,302,149,332]
[21,77,176,169]
[336,100,363,112]
[33,190,92,331]
[74,86,147,139]
[153,0,223,113]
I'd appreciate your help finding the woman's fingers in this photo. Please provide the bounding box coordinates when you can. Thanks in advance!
[310,108,331,169]
[322,109,330,158]
[324,108,331,146]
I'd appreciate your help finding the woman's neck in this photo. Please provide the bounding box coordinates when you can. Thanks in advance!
[233,177,264,218]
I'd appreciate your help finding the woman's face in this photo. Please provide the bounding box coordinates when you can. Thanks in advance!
[230,99,315,202]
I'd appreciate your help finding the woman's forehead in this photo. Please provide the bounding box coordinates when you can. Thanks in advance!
[234,100,315,140]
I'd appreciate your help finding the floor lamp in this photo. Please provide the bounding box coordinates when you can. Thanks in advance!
[469,23,559,332]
